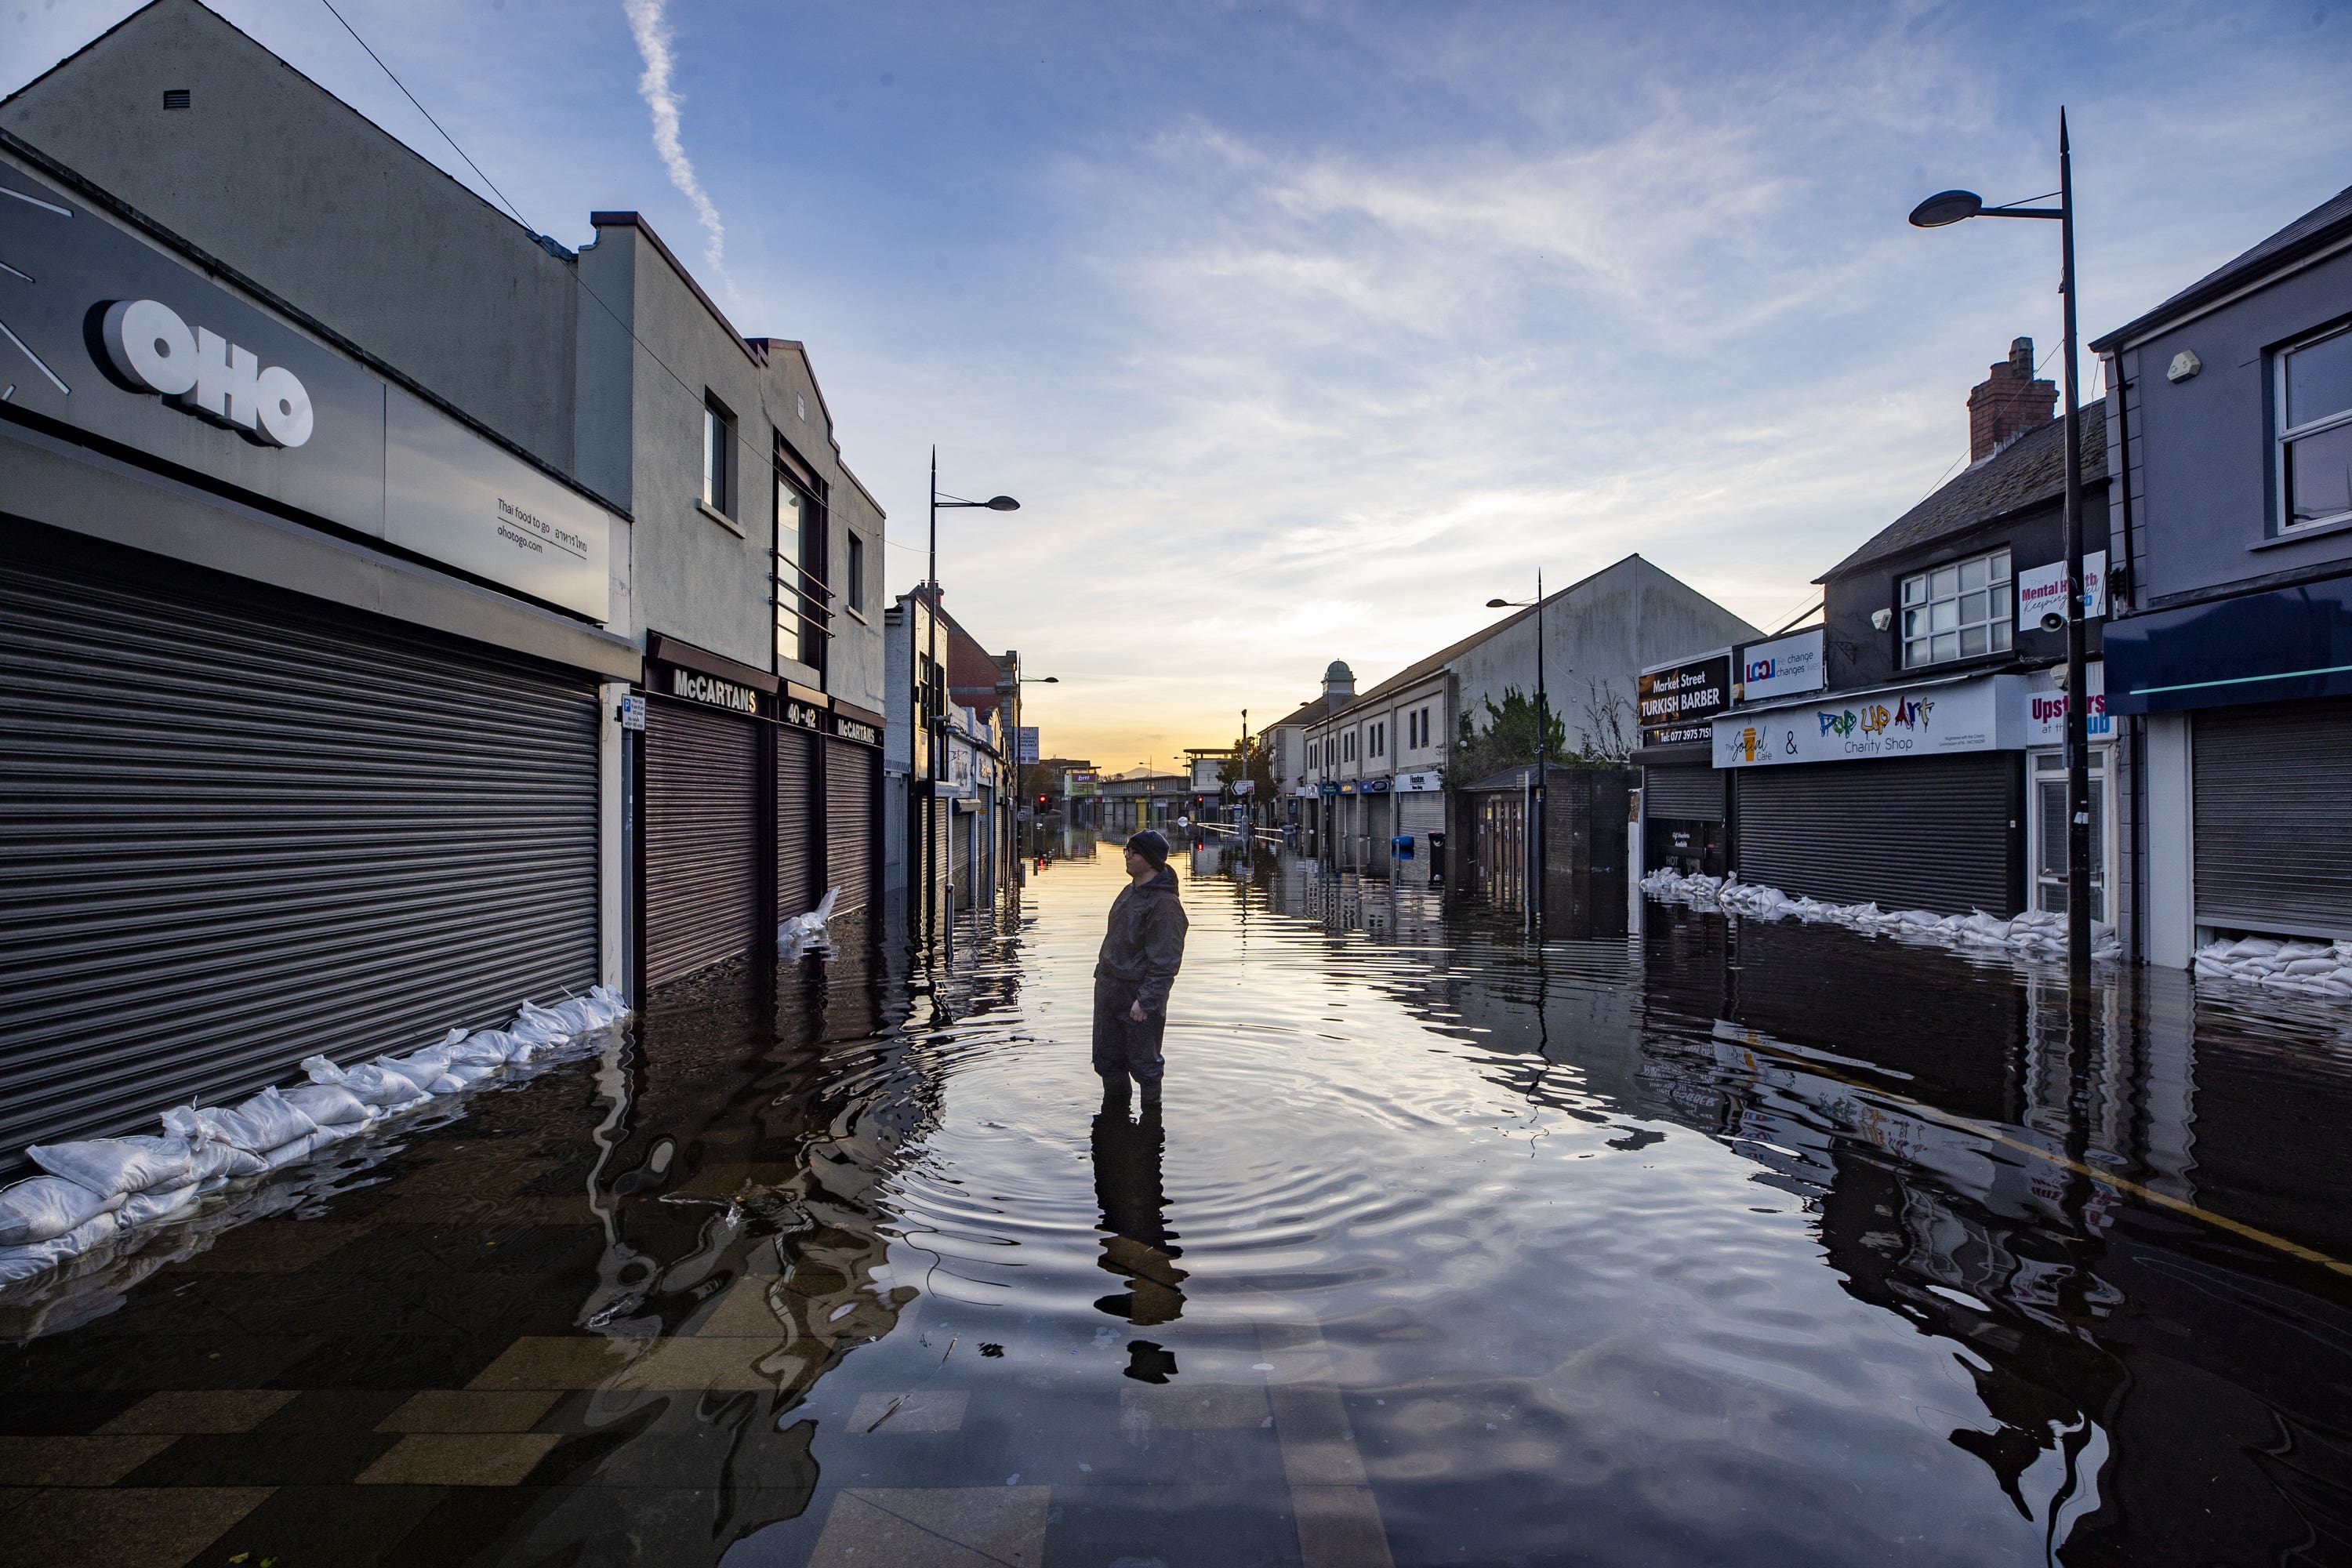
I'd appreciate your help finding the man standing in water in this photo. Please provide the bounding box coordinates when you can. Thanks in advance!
[1094,829,1189,1109]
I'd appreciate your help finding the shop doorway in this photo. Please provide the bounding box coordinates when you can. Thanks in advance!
[2029,747,2114,924]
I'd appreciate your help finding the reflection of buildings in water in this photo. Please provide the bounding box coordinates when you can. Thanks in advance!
[1091,1101,1186,1330]
[492,938,942,1564]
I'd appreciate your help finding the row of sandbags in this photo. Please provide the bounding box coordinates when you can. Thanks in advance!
[2193,935,2352,996]
[0,988,629,1286]
[1641,869,2125,961]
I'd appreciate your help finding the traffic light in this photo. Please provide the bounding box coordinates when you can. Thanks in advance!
[1036,794,1047,808]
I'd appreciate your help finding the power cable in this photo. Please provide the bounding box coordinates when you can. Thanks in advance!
[315,0,813,522]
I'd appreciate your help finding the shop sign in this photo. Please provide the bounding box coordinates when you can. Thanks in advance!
[0,159,613,623]
[2020,661,2110,745]
[1712,675,2021,768]
[1320,782,1342,797]
[833,713,880,746]
[2016,551,2107,629]
[1359,777,1392,793]
[1393,771,1443,792]
[670,667,760,714]
[1638,652,1731,746]
[781,698,824,731]
[1736,628,1826,701]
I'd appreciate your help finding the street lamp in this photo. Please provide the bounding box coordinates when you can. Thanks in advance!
[920,447,1018,944]
[1910,111,2092,992]
[1487,571,1548,931]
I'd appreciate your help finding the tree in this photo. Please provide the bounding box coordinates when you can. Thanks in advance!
[1214,738,1278,823]
[1454,688,1568,780]
[1569,677,1635,764]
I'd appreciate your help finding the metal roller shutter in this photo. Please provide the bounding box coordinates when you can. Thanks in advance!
[776,725,818,921]
[1735,753,2019,916]
[0,544,599,1163]
[644,697,760,987]
[2194,698,2352,937]
[1396,793,1443,837]
[826,740,876,915]
[1643,764,1726,822]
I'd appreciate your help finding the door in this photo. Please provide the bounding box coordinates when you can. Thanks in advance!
[823,739,877,916]
[776,724,818,921]
[1476,793,1526,912]
[1734,753,2020,916]
[0,537,600,1160]
[644,697,760,987]
[2194,697,2352,938]
[2027,746,2114,924]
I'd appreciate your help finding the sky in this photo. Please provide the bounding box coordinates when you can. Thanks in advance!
[8,0,2350,770]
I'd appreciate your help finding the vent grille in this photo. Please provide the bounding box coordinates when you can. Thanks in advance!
[162,88,191,110]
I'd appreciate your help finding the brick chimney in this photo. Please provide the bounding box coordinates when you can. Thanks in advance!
[1968,337,2056,462]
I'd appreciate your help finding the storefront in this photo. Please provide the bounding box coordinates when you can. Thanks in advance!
[639,640,884,987]
[0,149,632,1159]
[1392,770,1444,881]
[2018,661,2116,924]
[1715,673,2031,916]
[2107,575,2352,946]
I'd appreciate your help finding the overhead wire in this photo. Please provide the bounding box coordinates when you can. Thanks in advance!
[314,0,815,519]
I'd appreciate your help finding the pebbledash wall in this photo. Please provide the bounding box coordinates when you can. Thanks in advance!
[0,138,637,1167]
[3,0,892,998]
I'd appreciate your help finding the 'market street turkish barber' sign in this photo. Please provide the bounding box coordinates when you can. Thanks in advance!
[0,157,614,622]
[1637,652,1731,746]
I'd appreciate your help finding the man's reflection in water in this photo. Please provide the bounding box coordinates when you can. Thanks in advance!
[1091,1080,1187,1331]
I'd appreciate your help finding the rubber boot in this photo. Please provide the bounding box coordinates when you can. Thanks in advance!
[1138,1077,1163,1113]
[1099,1072,1132,1113]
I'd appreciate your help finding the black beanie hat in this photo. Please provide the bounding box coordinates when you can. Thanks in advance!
[1126,829,1171,869]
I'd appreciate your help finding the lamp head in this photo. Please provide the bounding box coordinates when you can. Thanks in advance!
[1485,597,1512,608]
[985,495,1020,511]
[1040,675,1059,683]
[1908,189,1984,228]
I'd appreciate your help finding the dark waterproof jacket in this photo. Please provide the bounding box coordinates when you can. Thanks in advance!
[1095,866,1189,1014]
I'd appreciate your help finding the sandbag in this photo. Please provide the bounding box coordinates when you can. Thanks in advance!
[437,1058,501,1087]
[0,1176,125,1247]
[257,1134,320,1171]
[378,1051,458,1093]
[325,1061,427,1109]
[280,1083,372,1127]
[189,1138,268,1186]
[171,1088,318,1154]
[510,1003,572,1046]
[118,1181,201,1229]
[447,1033,512,1067]
[0,1210,121,1286]
[27,1134,198,1199]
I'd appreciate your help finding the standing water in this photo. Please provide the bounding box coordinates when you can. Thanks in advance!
[3,841,2351,1566]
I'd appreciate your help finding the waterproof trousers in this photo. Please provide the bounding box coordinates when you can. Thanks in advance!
[1091,978,1167,1083]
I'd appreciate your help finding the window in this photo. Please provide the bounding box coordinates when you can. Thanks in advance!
[1901,548,2011,666]
[2031,749,2109,924]
[162,89,191,111]
[2278,325,2352,532]
[774,466,830,673]
[846,532,866,613]
[1309,739,1320,767]
[1344,731,1356,762]
[702,396,735,516]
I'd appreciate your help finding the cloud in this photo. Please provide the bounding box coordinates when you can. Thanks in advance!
[621,0,727,281]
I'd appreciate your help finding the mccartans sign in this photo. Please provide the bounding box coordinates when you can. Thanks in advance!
[833,714,880,746]
[1637,653,1731,747]
[670,667,760,714]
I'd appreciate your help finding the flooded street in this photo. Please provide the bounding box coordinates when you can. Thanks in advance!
[6,844,2352,1566]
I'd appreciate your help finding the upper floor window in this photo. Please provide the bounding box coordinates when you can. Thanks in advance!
[702,396,736,517]
[846,533,866,614]
[1344,731,1356,762]
[1902,548,2011,666]
[2279,325,2352,532]
[775,465,830,674]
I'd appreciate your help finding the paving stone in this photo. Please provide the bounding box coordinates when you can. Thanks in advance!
[0,1485,272,1567]
[118,1427,405,1487]
[100,1388,299,1435]
[805,1485,1052,1568]
[0,1433,173,1485]
[183,1482,452,1568]
[356,1432,564,1486]
[466,1335,630,1391]
[378,1388,563,1433]
[1120,1379,1272,1431]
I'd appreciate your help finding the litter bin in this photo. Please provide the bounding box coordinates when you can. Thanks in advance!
[1426,830,1447,884]
[1392,834,1414,858]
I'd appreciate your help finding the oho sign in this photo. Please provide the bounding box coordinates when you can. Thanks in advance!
[100,298,314,448]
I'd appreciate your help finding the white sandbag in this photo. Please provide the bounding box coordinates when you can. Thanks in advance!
[510,1002,572,1046]
[172,1087,318,1154]
[27,1134,198,1199]
[326,1061,427,1109]
[0,1210,121,1285]
[2282,957,2338,977]
[438,1058,501,1087]
[379,1050,457,1093]
[2223,936,2281,960]
[587,985,630,1025]
[0,1176,124,1247]
[280,1082,372,1127]
[187,1138,267,1185]
[118,1181,201,1229]
[257,1133,320,1171]
[447,1033,512,1066]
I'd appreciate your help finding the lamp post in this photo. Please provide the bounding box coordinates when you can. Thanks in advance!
[1910,111,2092,992]
[920,448,1018,945]
[1488,569,1548,931]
